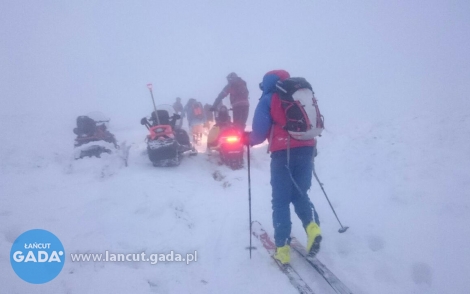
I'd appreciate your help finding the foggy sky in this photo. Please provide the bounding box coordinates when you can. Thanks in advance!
[1,0,469,128]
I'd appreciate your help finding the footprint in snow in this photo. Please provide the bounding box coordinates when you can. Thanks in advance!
[335,238,352,257]
[148,280,159,293]
[212,170,225,181]
[367,235,385,252]
[411,262,433,286]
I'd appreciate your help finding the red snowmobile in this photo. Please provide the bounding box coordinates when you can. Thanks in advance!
[141,105,197,167]
[73,112,118,159]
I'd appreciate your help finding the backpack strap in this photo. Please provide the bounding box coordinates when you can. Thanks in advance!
[286,135,290,166]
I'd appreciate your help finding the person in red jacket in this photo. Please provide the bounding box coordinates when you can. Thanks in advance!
[246,69,321,265]
[210,72,249,130]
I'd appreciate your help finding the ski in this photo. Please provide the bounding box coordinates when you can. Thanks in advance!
[251,221,315,294]
[290,237,353,294]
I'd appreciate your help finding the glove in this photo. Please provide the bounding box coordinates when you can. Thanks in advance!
[242,131,251,146]
[209,106,216,112]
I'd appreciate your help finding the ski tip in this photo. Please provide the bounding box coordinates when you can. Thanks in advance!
[251,220,262,230]
[251,221,265,236]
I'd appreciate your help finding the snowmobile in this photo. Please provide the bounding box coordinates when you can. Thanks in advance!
[73,112,119,159]
[141,105,197,167]
[206,105,244,170]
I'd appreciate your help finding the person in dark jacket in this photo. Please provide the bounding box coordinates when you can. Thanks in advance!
[173,97,184,113]
[210,72,249,130]
[246,70,322,265]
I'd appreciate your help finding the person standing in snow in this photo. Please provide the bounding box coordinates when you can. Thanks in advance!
[173,97,184,129]
[210,72,249,130]
[245,70,321,265]
[173,97,184,114]
[184,98,206,144]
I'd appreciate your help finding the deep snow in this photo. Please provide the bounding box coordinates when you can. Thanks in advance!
[1,107,469,294]
[2,0,470,292]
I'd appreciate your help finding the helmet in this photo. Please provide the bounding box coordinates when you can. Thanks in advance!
[218,105,228,113]
[226,72,238,81]
[216,105,230,124]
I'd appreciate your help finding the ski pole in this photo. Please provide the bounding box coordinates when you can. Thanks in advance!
[247,143,253,258]
[147,83,160,125]
[313,168,349,233]
[245,143,258,257]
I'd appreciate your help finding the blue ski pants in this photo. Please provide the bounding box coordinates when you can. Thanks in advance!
[270,146,320,247]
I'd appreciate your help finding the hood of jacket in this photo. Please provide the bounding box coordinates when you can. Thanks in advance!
[260,70,290,94]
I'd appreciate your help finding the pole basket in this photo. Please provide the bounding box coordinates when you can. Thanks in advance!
[147,83,153,89]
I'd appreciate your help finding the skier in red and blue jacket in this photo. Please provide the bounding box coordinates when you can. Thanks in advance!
[247,69,322,265]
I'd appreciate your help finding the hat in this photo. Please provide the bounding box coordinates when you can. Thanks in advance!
[226,72,238,81]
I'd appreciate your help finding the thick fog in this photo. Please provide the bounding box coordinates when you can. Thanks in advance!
[1,2,470,293]
[1,0,469,128]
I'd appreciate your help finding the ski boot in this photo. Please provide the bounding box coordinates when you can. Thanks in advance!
[274,245,290,265]
[306,222,322,257]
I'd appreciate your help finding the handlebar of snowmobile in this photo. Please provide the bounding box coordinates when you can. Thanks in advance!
[140,117,150,130]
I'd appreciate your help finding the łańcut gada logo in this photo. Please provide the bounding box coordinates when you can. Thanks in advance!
[10,229,65,284]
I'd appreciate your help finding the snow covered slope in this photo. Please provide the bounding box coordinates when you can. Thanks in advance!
[1,109,469,293]
[311,110,470,294]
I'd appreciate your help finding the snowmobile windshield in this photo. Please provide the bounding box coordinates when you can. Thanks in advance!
[156,104,175,117]
[86,111,110,129]
[151,104,175,126]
